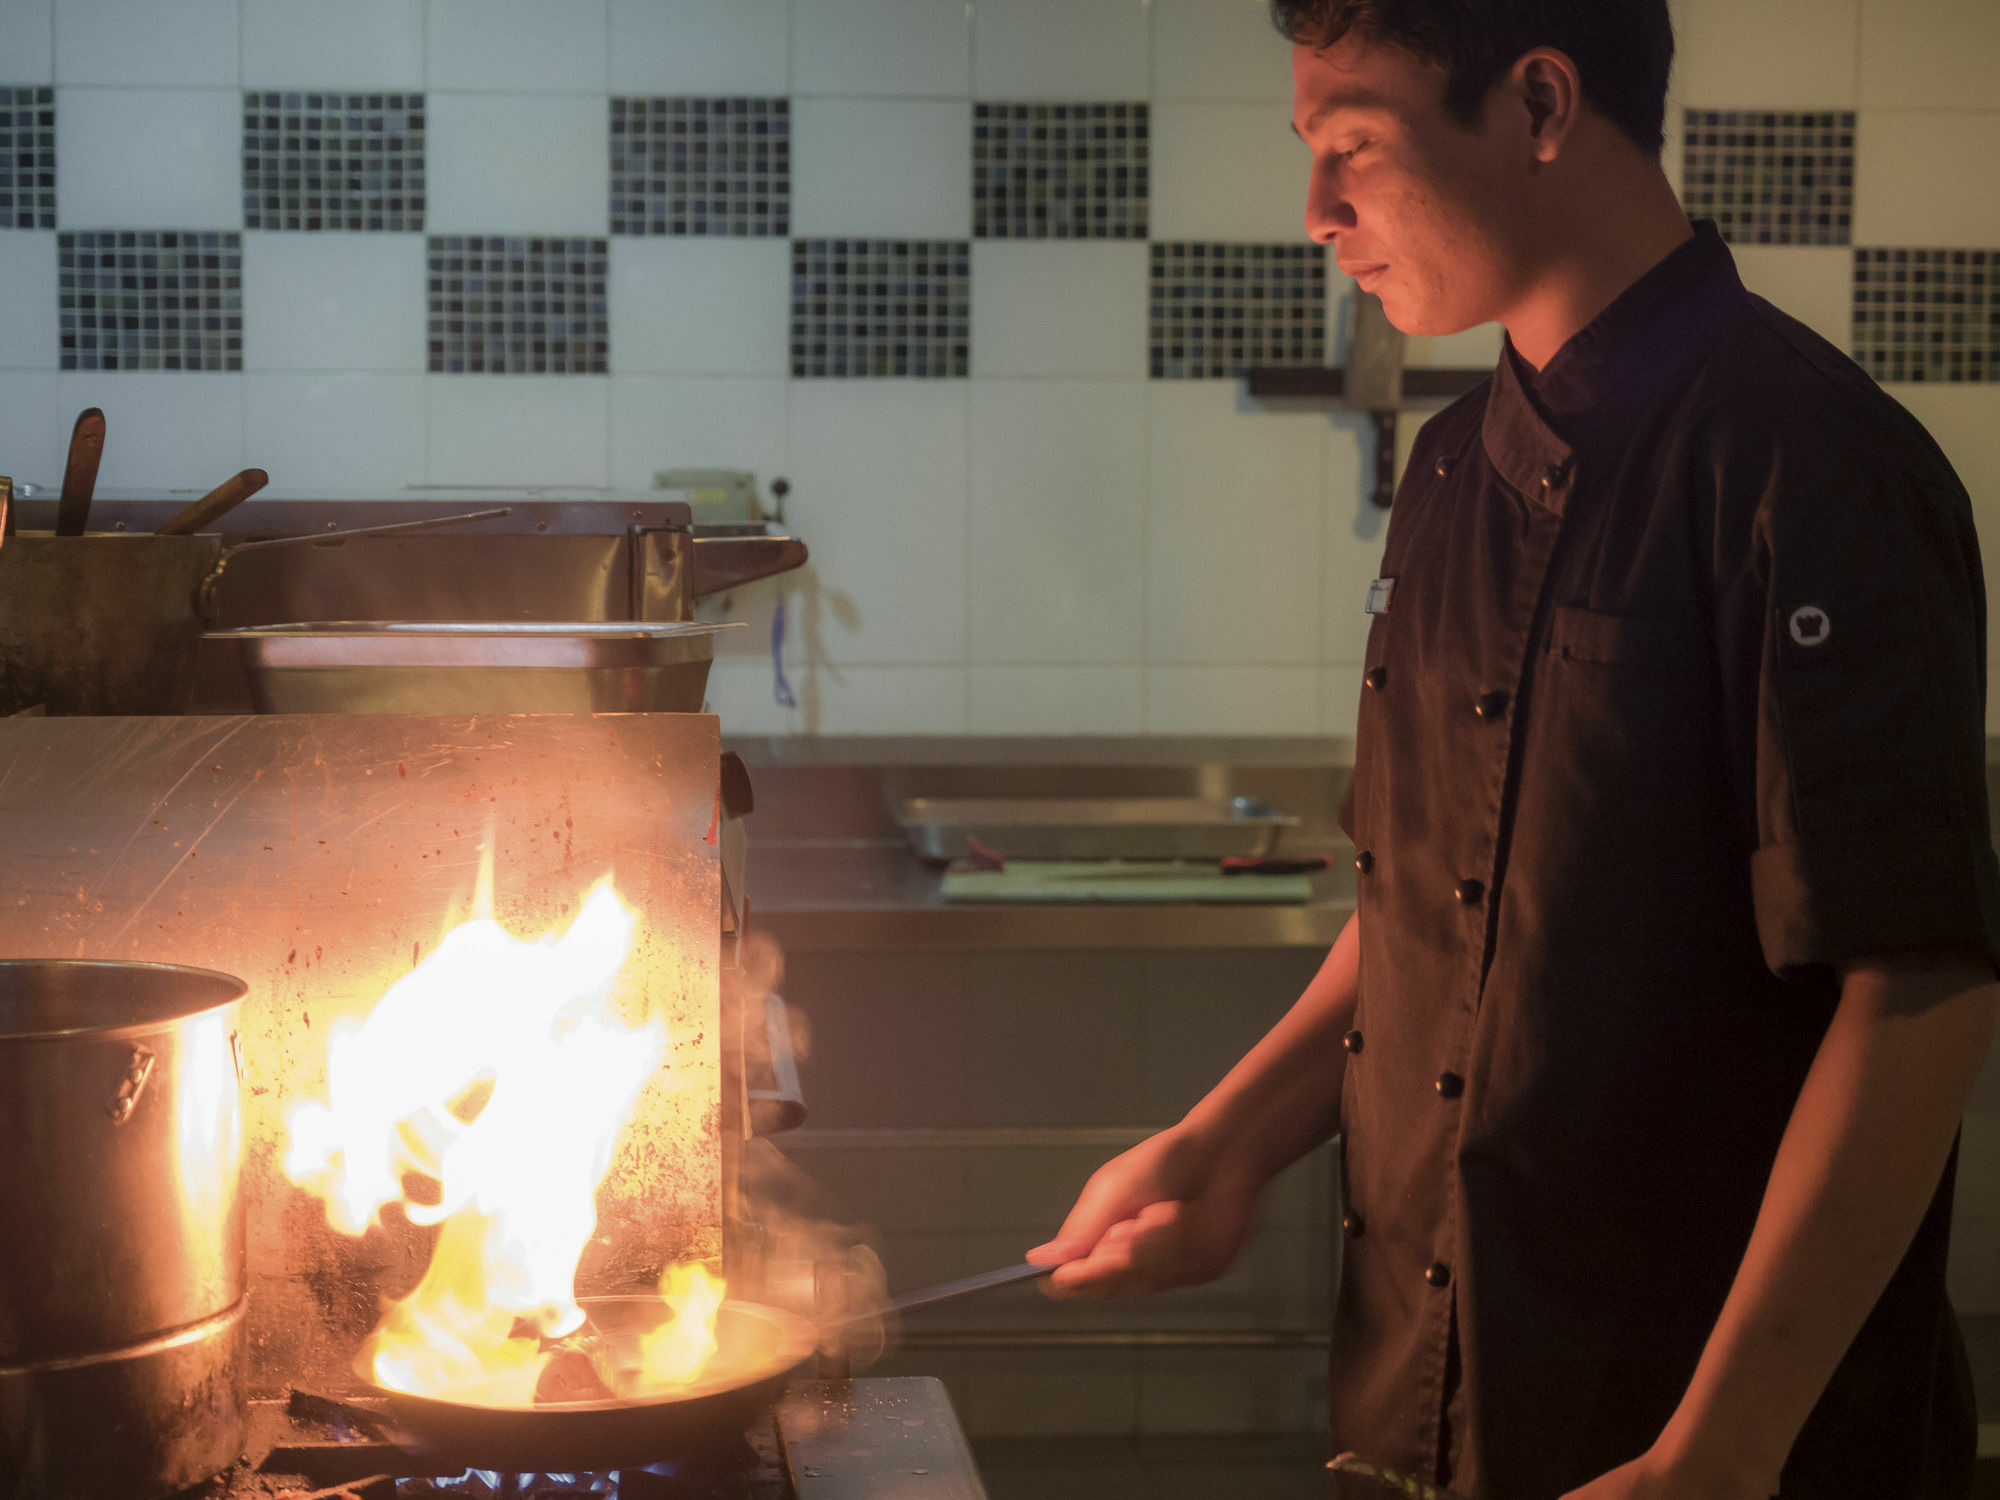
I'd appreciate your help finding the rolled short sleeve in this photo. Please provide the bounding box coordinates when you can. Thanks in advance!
[1741,460,2000,978]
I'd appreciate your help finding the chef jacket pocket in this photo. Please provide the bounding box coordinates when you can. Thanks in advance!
[1547,604,1700,672]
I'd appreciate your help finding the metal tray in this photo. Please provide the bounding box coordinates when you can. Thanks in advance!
[896,796,1300,863]
[215,620,743,715]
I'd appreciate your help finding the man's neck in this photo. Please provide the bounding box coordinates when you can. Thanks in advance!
[1501,161,1695,370]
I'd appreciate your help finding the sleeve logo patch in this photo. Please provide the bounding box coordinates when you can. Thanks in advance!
[1365,578,1396,615]
[1788,605,1831,647]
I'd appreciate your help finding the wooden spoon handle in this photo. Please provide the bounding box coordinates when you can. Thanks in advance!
[157,468,268,535]
[55,407,104,536]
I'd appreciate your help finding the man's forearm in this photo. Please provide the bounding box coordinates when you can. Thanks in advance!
[1649,954,1997,1494]
[1179,907,1359,1184]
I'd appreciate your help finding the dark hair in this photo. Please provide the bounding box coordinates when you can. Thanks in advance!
[1270,0,1674,153]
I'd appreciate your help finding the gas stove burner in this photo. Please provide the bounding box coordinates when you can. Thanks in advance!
[396,1434,775,1497]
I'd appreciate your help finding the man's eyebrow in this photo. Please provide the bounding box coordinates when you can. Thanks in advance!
[1294,91,1394,137]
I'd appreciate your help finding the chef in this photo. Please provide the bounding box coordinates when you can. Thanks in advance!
[1027,3,1999,1497]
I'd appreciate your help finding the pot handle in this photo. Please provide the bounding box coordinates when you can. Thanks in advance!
[108,1045,155,1124]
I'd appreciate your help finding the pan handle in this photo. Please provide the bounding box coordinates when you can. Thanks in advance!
[195,507,514,620]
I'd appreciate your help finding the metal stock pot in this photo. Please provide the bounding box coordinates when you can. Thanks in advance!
[0,960,249,1500]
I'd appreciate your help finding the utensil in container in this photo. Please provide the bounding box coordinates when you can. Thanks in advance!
[53,407,104,537]
[0,959,249,1500]
[155,467,269,537]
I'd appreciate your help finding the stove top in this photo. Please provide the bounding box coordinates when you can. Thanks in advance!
[184,1379,981,1500]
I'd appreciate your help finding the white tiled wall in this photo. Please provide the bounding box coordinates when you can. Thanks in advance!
[2,0,1999,753]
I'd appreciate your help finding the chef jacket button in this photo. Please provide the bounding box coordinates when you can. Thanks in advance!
[1435,1072,1464,1099]
[1453,878,1484,906]
[1342,1212,1365,1238]
[1365,666,1388,691]
[1425,1262,1452,1289]
[1355,849,1374,875]
[1342,1029,1364,1055]
[1541,462,1568,491]
[1434,454,1453,479]
[1474,690,1510,721]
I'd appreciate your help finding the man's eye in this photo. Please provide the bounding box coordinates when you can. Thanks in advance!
[1339,140,1371,162]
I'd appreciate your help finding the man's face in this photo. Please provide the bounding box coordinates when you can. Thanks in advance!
[1292,35,1530,337]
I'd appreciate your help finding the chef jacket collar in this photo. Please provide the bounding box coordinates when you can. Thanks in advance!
[1480,221,1740,511]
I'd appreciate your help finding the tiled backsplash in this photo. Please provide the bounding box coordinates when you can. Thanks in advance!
[0,0,1997,738]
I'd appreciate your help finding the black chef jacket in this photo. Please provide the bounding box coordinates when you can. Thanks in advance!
[1333,223,1999,1500]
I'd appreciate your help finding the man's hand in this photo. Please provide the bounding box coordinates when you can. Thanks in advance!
[1024,1125,1260,1298]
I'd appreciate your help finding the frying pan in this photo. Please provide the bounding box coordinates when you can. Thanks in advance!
[366,1264,1052,1469]
[370,1296,817,1471]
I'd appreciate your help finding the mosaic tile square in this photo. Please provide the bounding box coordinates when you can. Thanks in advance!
[0,85,55,230]
[790,237,970,377]
[1681,109,1854,247]
[609,96,789,237]
[1852,247,1995,383]
[59,230,243,371]
[973,101,1147,240]
[243,91,425,232]
[1148,242,1325,379]
[427,235,609,374]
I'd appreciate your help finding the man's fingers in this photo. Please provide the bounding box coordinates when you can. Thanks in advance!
[1042,1203,1190,1299]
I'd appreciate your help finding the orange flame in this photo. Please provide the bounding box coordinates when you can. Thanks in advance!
[284,873,724,1403]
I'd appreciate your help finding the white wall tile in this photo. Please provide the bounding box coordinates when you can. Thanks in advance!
[1321,419,1388,665]
[56,88,242,228]
[0,233,58,370]
[1152,0,1293,102]
[1730,246,1853,351]
[242,0,425,90]
[608,0,790,95]
[801,664,968,733]
[1672,0,1859,109]
[792,0,970,98]
[54,0,237,86]
[426,93,609,235]
[609,374,789,491]
[243,374,426,491]
[1146,382,1324,664]
[970,241,1146,378]
[241,233,427,372]
[968,379,1144,663]
[425,375,609,486]
[0,2,54,81]
[1144,666,1319,735]
[968,667,1144,734]
[1150,102,1311,243]
[0,372,68,489]
[608,238,790,376]
[787,381,968,664]
[1319,664,1363,737]
[1860,0,2000,111]
[426,0,607,92]
[1853,111,2000,247]
[58,371,244,489]
[791,98,971,238]
[704,657,800,735]
[972,0,1149,100]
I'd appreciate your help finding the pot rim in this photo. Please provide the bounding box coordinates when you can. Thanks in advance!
[0,960,247,1042]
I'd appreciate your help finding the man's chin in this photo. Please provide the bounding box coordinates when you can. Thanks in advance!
[1377,297,1480,342]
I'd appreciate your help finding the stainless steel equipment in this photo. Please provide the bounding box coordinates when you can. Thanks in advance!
[0,508,510,717]
[219,620,743,714]
[0,959,249,1500]
[896,795,1301,863]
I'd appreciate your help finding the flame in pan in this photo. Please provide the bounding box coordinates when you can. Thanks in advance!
[283,872,724,1404]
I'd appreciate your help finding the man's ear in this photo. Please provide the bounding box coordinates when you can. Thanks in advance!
[1512,47,1582,163]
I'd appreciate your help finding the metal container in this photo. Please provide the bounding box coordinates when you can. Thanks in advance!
[0,960,249,1499]
[896,796,1302,863]
[217,620,742,714]
[0,534,223,716]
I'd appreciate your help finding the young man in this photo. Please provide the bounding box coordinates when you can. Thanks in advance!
[1027,4,1999,1497]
